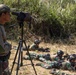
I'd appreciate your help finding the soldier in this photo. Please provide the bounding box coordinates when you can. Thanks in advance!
[36,60,62,69]
[24,52,38,60]
[0,4,12,75]
[30,39,50,52]
[61,55,76,71]
[53,50,64,62]
[30,39,40,50]
[24,52,51,61]
[38,53,51,61]
[67,54,76,61]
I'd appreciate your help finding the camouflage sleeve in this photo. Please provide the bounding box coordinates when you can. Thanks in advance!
[30,44,36,50]
[66,63,72,70]
[53,57,59,61]
[62,62,73,70]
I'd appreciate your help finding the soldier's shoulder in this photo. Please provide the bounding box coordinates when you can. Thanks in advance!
[30,43,35,47]
[51,55,57,60]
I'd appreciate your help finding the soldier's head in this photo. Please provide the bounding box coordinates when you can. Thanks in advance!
[69,55,76,67]
[71,54,76,58]
[69,55,76,63]
[57,50,64,57]
[0,4,11,24]
[34,39,41,45]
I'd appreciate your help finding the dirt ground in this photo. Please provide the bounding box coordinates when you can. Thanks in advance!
[9,41,76,75]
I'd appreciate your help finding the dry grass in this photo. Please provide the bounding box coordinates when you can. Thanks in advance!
[9,41,76,75]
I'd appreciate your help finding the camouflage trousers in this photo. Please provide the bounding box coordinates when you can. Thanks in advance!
[0,60,10,75]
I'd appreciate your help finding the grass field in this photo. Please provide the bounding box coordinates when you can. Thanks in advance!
[9,41,76,75]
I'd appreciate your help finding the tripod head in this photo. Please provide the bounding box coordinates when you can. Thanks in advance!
[12,11,32,28]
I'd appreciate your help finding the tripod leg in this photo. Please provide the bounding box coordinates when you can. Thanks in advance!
[20,40,23,66]
[10,44,20,75]
[18,40,23,66]
[21,51,23,66]
[23,41,37,75]
[16,41,23,75]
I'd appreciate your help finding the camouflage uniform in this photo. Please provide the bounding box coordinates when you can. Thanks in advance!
[36,50,64,69]
[53,56,61,61]
[30,39,50,52]
[53,56,64,63]
[61,61,75,70]
[24,52,38,60]
[61,55,76,71]
[36,61,62,69]
[38,54,51,60]
[30,43,39,50]
[25,52,51,61]
[52,50,64,62]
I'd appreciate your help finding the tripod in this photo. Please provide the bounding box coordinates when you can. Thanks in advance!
[10,22,37,75]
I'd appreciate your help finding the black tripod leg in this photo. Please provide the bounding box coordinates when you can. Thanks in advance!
[23,41,37,75]
[10,44,20,75]
[21,51,23,66]
[16,42,22,75]
[20,41,23,66]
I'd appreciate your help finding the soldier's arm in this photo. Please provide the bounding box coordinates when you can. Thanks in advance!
[0,30,11,55]
[66,63,74,71]
[0,30,6,54]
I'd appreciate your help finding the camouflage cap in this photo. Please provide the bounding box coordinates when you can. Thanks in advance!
[0,4,10,13]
